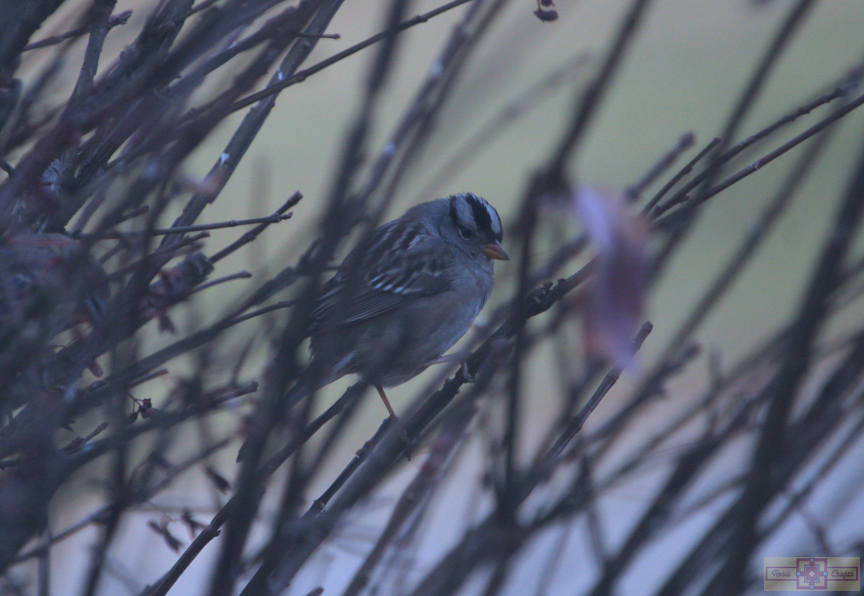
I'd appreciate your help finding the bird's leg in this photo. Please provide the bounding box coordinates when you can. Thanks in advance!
[375,384,411,449]
[425,350,475,382]
[375,384,398,419]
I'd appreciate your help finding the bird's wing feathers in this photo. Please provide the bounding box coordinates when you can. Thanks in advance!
[311,222,453,330]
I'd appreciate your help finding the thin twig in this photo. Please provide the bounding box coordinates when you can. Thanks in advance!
[210,192,302,263]
[625,132,694,202]
[22,10,133,52]
[641,137,720,213]
[224,0,474,116]
[108,213,293,237]
[189,271,252,294]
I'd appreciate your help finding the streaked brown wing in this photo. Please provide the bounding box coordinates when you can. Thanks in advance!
[310,221,452,331]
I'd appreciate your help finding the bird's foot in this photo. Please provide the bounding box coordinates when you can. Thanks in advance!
[391,415,413,460]
[425,350,475,382]
[375,384,412,459]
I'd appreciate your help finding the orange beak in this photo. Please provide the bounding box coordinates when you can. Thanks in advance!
[481,240,509,261]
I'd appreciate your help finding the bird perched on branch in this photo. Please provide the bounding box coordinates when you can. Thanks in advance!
[239,193,508,461]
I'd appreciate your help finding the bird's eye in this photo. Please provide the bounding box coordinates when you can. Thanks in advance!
[459,228,474,239]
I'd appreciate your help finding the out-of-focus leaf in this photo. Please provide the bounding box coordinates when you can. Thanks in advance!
[573,186,650,367]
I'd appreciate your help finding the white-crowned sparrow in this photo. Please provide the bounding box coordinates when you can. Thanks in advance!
[239,193,507,460]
